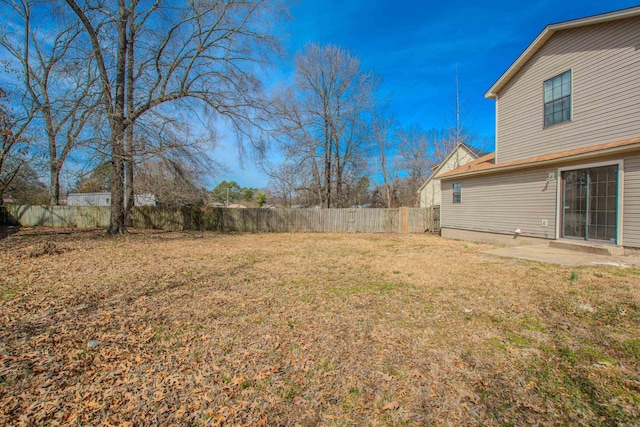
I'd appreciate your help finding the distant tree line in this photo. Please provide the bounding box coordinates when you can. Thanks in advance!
[210,181,266,207]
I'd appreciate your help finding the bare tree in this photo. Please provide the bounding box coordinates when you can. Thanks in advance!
[273,43,379,208]
[2,161,49,204]
[1,1,99,205]
[124,3,136,221]
[123,104,219,215]
[63,0,284,234]
[134,159,207,207]
[370,107,397,208]
[0,87,31,205]
[265,162,304,208]
[270,86,323,206]
[395,124,436,204]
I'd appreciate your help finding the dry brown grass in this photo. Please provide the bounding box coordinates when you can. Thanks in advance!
[1,228,639,426]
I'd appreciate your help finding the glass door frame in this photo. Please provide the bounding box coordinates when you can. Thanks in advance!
[561,169,588,240]
[555,159,623,246]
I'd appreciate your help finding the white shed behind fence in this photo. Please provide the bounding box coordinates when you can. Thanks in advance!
[133,194,157,206]
[66,192,156,207]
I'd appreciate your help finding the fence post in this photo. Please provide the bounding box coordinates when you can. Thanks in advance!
[348,209,356,233]
[397,207,409,234]
[405,207,409,233]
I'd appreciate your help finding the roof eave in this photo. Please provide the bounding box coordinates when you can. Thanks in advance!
[416,177,433,194]
[416,143,480,193]
[484,29,555,99]
[440,142,640,180]
[484,6,640,99]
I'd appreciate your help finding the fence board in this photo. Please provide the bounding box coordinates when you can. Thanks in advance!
[425,206,440,233]
[4,205,439,234]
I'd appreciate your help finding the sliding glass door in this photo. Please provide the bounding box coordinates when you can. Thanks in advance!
[562,169,588,239]
[561,165,617,243]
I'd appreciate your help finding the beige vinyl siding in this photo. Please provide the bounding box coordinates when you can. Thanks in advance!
[497,16,640,164]
[419,146,477,207]
[623,152,640,247]
[441,167,557,239]
[419,178,442,208]
[550,152,640,247]
[441,150,640,248]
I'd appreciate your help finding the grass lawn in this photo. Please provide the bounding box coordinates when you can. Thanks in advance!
[1,228,639,426]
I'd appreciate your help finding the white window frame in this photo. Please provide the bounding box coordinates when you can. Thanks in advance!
[543,69,573,128]
[453,182,462,203]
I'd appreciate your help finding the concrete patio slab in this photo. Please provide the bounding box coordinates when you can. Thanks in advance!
[482,244,640,267]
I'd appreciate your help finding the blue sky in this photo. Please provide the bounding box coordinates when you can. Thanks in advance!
[217,0,639,189]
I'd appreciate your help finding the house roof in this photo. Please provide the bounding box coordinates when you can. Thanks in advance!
[465,144,488,159]
[438,152,496,178]
[416,143,484,193]
[438,136,640,180]
[485,6,640,99]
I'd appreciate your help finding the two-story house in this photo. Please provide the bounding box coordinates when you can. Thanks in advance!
[437,7,640,251]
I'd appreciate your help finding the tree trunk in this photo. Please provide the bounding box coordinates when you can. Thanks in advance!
[50,165,61,205]
[125,153,133,225]
[107,118,127,234]
[323,118,331,208]
[106,0,128,235]
[334,137,343,207]
[324,153,331,208]
[46,118,59,205]
[124,6,135,226]
[380,140,392,208]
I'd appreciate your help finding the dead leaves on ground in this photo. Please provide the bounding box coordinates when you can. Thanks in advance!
[0,228,639,425]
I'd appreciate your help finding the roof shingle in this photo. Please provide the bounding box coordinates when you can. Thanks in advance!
[437,136,640,179]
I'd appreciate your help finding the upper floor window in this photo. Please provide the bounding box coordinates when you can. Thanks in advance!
[544,70,571,127]
[453,183,462,203]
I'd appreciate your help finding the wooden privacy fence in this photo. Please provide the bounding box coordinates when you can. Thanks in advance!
[426,205,441,233]
[1,205,109,228]
[2,205,440,234]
